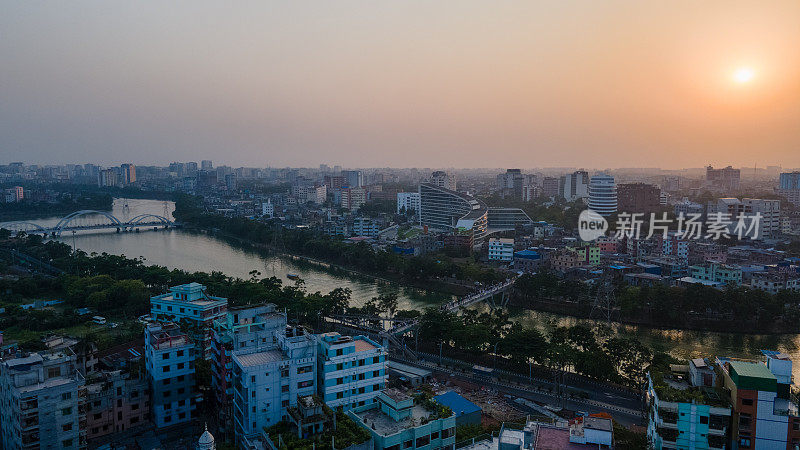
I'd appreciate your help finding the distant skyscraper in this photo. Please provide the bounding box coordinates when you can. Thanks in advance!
[496,169,537,200]
[541,176,560,198]
[98,168,118,187]
[617,182,661,214]
[429,170,457,191]
[778,172,800,206]
[342,170,363,188]
[588,173,617,217]
[201,160,213,171]
[559,170,589,201]
[120,163,136,184]
[705,165,740,191]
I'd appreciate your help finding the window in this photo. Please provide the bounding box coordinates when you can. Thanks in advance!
[403,440,413,449]
[177,350,184,357]
[178,388,185,394]
[163,379,171,385]
[298,380,313,388]
[179,412,186,419]
[336,363,343,371]
[132,403,139,411]
[282,400,289,407]
[431,431,440,439]
[416,436,430,448]
[177,362,185,369]
[298,365,313,374]
[163,365,170,373]
[93,413,102,420]
[373,370,380,377]
[62,439,73,447]
[163,390,171,398]
[251,376,256,382]
[164,415,172,423]
[47,367,61,378]
[358,359,365,366]
[61,407,72,415]
[336,392,344,399]
[282,385,290,393]
[742,398,754,406]
[177,375,185,382]
[700,416,709,424]
[336,377,344,385]
[62,423,73,431]
[373,357,379,364]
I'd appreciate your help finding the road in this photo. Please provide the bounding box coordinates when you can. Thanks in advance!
[392,354,646,426]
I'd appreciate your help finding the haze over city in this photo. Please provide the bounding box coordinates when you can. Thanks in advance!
[2,0,800,168]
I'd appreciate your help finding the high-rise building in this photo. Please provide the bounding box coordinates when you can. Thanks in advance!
[98,168,118,187]
[778,172,800,206]
[341,187,367,211]
[705,165,740,191]
[707,198,781,239]
[201,160,214,171]
[210,304,287,437]
[396,192,421,216]
[262,199,274,218]
[559,170,589,201]
[616,182,661,214]
[587,173,617,217]
[717,351,800,449]
[429,170,457,191]
[541,176,560,198]
[3,186,23,203]
[316,333,387,411]
[0,348,87,450]
[231,326,318,442]
[144,322,196,429]
[120,163,136,184]
[497,169,538,200]
[342,170,364,188]
[150,283,228,359]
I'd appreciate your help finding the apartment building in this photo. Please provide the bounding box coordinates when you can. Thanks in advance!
[144,323,196,429]
[85,369,149,440]
[0,348,87,450]
[317,333,387,411]
[397,192,421,216]
[348,389,456,450]
[716,352,800,449]
[647,358,730,450]
[210,304,286,436]
[487,238,514,262]
[231,326,318,442]
[150,282,228,359]
[750,272,800,294]
[690,262,742,286]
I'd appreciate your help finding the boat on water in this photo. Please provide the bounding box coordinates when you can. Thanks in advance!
[287,273,301,280]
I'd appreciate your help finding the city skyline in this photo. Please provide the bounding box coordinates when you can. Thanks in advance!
[2,1,800,169]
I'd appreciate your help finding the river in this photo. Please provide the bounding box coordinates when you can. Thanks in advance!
[6,198,800,379]
[2,198,448,310]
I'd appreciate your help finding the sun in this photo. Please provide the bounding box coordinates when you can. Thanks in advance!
[733,67,755,84]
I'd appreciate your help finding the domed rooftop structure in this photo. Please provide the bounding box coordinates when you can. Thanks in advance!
[198,423,215,450]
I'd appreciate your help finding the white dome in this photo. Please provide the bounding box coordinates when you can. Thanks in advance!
[198,424,216,450]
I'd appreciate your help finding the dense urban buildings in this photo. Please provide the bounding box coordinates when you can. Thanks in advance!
[559,170,589,201]
[617,182,661,214]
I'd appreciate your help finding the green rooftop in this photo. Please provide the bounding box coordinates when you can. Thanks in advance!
[729,360,777,392]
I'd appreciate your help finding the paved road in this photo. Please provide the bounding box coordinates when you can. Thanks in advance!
[392,356,646,426]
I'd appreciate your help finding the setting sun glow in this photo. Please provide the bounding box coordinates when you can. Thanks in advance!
[733,67,755,84]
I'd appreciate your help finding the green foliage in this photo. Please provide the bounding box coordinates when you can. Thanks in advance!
[264,412,371,450]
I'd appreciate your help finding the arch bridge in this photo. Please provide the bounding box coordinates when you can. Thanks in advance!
[0,210,178,237]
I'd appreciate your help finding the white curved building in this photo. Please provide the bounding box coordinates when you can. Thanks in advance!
[588,173,617,217]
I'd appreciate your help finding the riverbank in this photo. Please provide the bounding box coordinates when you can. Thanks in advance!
[508,295,800,334]
[195,226,470,297]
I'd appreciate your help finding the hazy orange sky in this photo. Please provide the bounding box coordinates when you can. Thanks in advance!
[2,1,799,168]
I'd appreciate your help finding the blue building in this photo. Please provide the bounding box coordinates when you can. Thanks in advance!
[433,391,481,426]
[144,322,196,429]
[348,389,456,450]
[317,332,387,410]
[150,282,228,359]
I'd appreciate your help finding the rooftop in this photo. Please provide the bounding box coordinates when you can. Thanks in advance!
[234,349,285,367]
[353,339,377,352]
[353,404,434,436]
